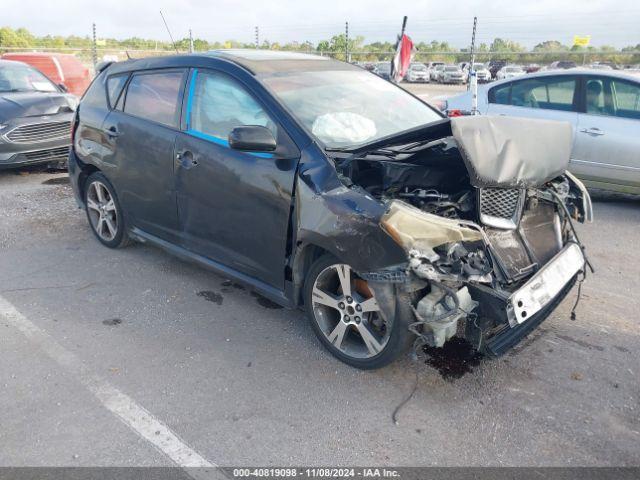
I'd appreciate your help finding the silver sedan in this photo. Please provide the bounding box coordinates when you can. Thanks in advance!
[445,69,640,195]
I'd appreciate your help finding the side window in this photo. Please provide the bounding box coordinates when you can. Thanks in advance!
[610,79,640,120]
[489,83,510,105]
[510,77,576,111]
[106,74,128,110]
[124,71,184,128]
[188,70,277,141]
[81,72,109,108]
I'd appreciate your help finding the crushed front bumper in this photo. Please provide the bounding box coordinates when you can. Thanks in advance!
[507,243,584,326]
[476,275,578,356]
[463,243,584,356]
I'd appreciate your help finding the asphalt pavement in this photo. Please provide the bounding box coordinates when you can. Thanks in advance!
[0,111,639,467]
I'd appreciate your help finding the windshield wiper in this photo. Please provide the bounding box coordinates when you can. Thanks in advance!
[324,146,354,152]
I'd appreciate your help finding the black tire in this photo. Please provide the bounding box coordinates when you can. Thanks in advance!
[304,254,412,369]
[84,172,131,248]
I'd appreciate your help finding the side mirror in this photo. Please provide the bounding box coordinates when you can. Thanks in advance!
[58,83,68,92]
[228,125,277,152]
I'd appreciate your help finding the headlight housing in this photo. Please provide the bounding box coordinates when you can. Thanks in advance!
[380,200,483,260]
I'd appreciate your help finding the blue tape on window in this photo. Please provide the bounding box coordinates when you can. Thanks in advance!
[184,69,273,158]
[185,69,198,130]
[186,129,229,147]
[185,129,274,158]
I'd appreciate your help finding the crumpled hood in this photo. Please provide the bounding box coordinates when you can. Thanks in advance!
[0,92,76,123]
[450,116,572,188]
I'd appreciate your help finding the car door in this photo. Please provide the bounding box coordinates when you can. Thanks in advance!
[174,68,300,289]
[101,68,187,244]
[572,75,640,191]
[486,75,580,131]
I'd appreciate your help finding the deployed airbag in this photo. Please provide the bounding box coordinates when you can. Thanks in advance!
[312,112,377,144]
[450,116,572,188]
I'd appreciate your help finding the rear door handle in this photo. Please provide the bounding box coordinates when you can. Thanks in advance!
[176,150,198,169]
[104,126,120,138]
[579,127,605,136]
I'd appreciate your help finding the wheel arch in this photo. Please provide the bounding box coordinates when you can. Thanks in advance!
[77,163,101,198]
[291,241,332,308]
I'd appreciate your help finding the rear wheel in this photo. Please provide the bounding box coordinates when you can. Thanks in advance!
[84,172,130,248]
[304,254,410,369]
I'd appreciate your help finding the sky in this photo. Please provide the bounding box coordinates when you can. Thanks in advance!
[2,0,639,48]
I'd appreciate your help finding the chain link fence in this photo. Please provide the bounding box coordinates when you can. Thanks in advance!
[2,45,639,78]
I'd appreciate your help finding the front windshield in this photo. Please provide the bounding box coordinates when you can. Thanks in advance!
[261,69,441,148]
[0,63,58,93]
[411,64,426,71]
[445,66,459,72]
[377,63,391,73]
[472,63,485,69]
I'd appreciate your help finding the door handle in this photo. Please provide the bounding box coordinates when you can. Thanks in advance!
[104,126,120,138]
[176,150,198,169]
[579,127,605,136]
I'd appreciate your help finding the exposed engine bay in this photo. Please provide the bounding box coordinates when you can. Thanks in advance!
[327,115,593,355]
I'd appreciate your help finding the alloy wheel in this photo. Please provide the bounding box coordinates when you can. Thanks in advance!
[311,263,390,359]
[86,181,118,242]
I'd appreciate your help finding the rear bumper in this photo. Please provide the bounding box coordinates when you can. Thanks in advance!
[67,149,85,208]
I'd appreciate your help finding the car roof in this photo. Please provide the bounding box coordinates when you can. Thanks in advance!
[0,59,29,67]
[104,49,357,76]
[486,67,640,88]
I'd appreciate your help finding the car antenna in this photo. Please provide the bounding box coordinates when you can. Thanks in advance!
[125,51,132,60]
[159,10,179,54]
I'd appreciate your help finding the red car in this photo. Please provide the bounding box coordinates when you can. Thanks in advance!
[1,52,91,96]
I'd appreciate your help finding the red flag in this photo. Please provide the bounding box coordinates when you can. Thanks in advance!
[391,34,415,82]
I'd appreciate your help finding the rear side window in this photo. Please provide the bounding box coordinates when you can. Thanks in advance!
[124,71,184,128]
[106,74,128,109]
[81,72,109,108]
[612,79,640,119]
[585,77,640,119]
[188,71,276,140]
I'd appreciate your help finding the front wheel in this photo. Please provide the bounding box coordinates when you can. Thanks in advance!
[304,255,411,369]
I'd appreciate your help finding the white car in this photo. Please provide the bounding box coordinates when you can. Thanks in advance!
[589,64,613,70]
[463,62,491,83]
[438,65,465,84]
[496,65,526,80]
[444,69,640,195]
[405,63,429,83]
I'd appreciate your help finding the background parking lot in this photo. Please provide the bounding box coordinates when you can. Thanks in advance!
[1,110,639,467]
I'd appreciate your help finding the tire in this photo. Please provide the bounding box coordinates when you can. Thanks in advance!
[304,254,412,369]
[84,172,131,248]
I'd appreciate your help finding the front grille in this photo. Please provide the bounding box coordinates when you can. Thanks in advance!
[6,121,71,144]
[479,188,524,229]
[23,146,70,162]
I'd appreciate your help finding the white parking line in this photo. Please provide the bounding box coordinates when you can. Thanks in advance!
[0,295,218,473]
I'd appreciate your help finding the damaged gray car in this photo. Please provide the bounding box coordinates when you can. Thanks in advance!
[69,51,593,369]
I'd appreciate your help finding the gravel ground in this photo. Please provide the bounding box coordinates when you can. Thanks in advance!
[0,158,639,468]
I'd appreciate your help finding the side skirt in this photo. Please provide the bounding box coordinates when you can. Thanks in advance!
[129,227,294,309]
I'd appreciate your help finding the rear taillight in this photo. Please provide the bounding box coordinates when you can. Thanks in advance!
[70,113,78,146]
[447,109,464,117]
